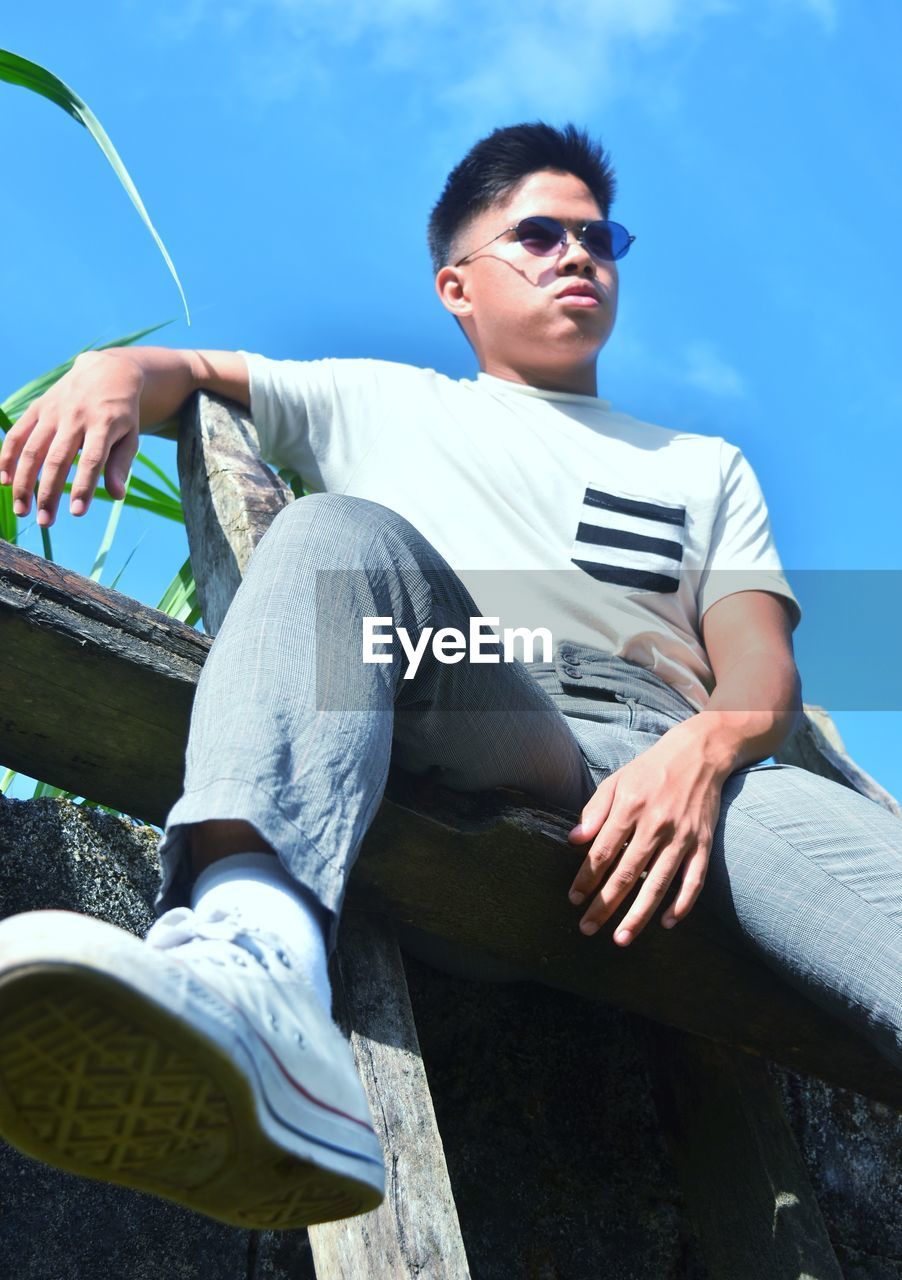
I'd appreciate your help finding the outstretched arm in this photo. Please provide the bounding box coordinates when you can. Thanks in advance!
[565,590,801,945]
[0,346,249,527]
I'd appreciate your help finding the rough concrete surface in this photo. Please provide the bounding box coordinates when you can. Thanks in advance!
[1,795,900,1279]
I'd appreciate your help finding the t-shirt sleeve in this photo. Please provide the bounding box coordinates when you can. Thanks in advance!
[236,351,385,491]
[696,442,801,630]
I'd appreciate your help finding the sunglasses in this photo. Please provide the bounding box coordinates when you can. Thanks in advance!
[454,215,635,267]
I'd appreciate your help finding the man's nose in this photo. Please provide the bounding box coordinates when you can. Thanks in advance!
[557,233,596,274]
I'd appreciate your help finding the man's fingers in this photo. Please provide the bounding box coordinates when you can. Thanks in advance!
[576,830,696,941]
[576,840,656,934]
[0,404,38,483]
[102,430,138,503]
[568,816,632,905]
[610,850,686,944]
[70,439,112,514]
[11,422,60,520]
[36,426,88,526]
[568,780,615,844]
[660,844,710,927]
[0,407,39,494]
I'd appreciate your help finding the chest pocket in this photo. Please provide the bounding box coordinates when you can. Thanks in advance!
[570,483,687,594]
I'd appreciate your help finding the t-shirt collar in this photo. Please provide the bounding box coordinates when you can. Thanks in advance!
[475,370,612,412]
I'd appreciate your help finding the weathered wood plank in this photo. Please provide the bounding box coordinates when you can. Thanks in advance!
[647,1027,844,1280]
[176,391,293,634]
[1,537,900,1106]
[355,776,902,1110]
[177,391,471,1276]
[0,539,209,822]
[308,911,471,1279]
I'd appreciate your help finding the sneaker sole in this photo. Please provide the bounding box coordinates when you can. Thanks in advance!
[0,961,383,1231]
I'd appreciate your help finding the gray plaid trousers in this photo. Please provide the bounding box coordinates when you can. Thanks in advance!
[156,493,902,1070]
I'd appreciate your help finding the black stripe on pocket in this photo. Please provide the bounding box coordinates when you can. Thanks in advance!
[571,559,681,593]
[583,487,686,526]
[575,521,684,561]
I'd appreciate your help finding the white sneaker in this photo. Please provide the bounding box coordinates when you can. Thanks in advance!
[0,906,385,1230]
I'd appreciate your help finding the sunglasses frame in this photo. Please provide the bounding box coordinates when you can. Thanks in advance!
[454,215,635,267]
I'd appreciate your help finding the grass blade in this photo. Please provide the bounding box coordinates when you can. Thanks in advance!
[157,556,201,626]
[31,780,65,799]
[66,483,185,524]
[39,518,53,562]
[0,50,189,324]
[0,483,16,544]
[109,533,146,591]
[89,470,132,582]
[134,449,181,500]
[1,768,17,795]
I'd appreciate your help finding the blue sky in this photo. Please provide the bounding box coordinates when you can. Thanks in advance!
[2,0,901,805]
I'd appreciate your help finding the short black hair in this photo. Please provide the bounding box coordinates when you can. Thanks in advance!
[427,121,617,276]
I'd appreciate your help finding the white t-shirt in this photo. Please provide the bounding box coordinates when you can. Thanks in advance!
[238,353,800,711]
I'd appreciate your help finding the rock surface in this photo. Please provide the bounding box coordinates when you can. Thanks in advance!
[1,795,899,1279]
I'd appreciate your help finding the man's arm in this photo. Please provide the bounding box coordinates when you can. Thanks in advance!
[0,347,250,527]
[565,590,802,945]
[688,588,802,772]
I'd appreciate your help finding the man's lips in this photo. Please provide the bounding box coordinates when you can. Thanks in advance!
[556,284,601,305]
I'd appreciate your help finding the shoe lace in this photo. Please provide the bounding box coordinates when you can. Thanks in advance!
[148,905,295,965]
[145,906,316,1039]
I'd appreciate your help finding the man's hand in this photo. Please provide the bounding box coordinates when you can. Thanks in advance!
[566,719,726,946]
[0,349,144,528]
[566,589,802,947]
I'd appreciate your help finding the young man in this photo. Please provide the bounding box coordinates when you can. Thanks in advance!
[1,123,900,1232]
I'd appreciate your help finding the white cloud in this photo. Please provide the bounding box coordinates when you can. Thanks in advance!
[139,0,837,117]
[788,0,837,33]
[681,339,747,397]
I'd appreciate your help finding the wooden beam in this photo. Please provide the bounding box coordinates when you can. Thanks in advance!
[176,391,293,635]
[0,539,209,823]
[2,536,900,1106]
[308,911,472,1279]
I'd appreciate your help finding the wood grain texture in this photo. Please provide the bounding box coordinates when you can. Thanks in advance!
[0,539,210,823]
[308,911,471,1279]
[177,391,293,634]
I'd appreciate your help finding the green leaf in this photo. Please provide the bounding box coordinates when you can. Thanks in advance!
[109,534,146,591]
[134,450,180,500]
[1,768,17,795]
[39,519,53,562]
[157,556,201,626]
[121,473,183,507]
[0,482,16,545]
[32,780,65,799]
[277,466,308,500]
[63,482,185,524]
[0,50,190,324]
[89,469,132,582]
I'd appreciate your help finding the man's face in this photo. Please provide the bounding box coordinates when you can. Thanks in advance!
[437,168,620,394]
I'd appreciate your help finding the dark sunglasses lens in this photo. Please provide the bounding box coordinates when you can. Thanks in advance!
[585,221,631,261]
[515,217,564,256]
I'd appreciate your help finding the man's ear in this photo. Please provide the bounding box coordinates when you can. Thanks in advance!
[435,265,473,320]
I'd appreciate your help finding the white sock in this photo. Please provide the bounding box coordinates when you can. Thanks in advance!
[190,852,333,1015]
